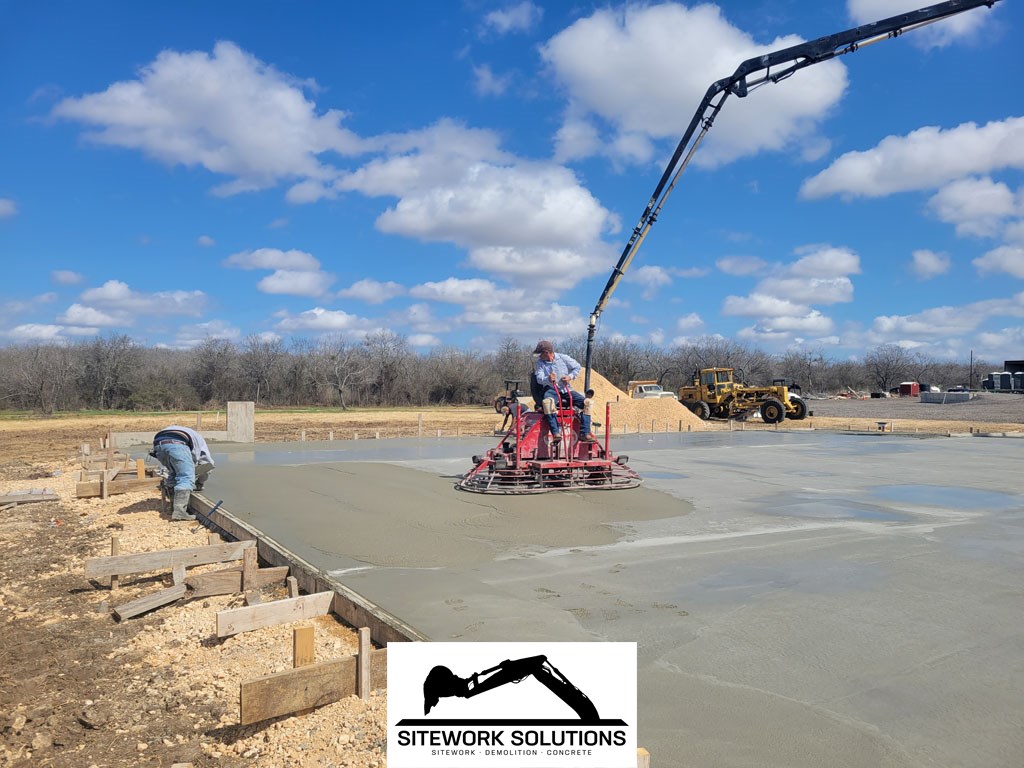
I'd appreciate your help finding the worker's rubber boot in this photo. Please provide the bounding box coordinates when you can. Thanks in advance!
[170,489,196,521]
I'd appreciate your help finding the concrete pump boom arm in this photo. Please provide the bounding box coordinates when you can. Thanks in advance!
[582,0,1001,391]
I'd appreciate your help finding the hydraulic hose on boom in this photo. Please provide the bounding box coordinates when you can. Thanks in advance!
[582,0,1001,392]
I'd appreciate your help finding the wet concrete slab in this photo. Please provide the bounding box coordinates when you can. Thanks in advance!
[204,431,1024,767]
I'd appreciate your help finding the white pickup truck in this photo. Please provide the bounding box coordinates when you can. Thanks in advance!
[628,381,678,399]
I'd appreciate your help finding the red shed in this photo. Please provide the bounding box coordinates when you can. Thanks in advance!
[898,381,920,397]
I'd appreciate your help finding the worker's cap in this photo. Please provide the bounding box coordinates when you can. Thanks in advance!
[533,340,554,354]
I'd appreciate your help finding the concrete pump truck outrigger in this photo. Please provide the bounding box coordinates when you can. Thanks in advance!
[458,0,1001,495]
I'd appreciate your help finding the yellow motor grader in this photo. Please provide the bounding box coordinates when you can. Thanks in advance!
[677,368,807,424]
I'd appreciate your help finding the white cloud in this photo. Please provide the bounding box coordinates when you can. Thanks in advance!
[676,313,703,330]
[0,198,18,219]
[223,248,320,270]
[3,293,58,316]
[57,303,127,327]
[80,280,206,316]
[801,118,1024,199]
[391,303,450,334]
[473,65,513,97]
[716,256,767,276]
[8,324,69,341]
[627,265,673,299]
[338,279,405,304]
[718,244,858,346]
[872,308,981,339]
[723,293,810,318]
[173,319,242,349]
[52,41,365,196]
[847,0,997,48]
[223,248,332,296]
[868,293,1024,346]
[276,307,367,333]
[540,4,847,167]
[411,278,496,304]
[757,276,854,305]
[927,177,1020,238]
[408,333,442,348]
[483,2,543,35]
[197,234,215,247]
[552,117,602,164]
[336,123,619,287]
[911,249,951,279]
[974,245,1024,278]
[51,269,84,285]
[790,244,861,278]
[257,269,334,297]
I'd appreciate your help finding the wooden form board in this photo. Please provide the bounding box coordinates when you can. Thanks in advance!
[190,494,425,645]
[84,540,255,578]
[76,475,161,498]
[217,591,334,638]
[0,489,58,505]
[184,565,289,598]
[239,648,387,725]
[113,584,188,621]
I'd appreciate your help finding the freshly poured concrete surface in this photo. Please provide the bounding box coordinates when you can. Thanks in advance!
[207,432,1024,767]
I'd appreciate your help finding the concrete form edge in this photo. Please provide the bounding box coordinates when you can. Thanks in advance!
[189,493,428,645]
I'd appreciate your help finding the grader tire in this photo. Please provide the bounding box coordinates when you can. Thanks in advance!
[760,397,786,424]
[690,400,711,420]
[789,397,808,420]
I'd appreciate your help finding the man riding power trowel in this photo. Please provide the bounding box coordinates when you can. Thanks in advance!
[150,425,215,522]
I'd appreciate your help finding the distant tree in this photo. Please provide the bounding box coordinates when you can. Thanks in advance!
[492,337,528,384]
[239,335,284,405]
[77,334,143,409]
[863,344,913,393]
[188,338,240,405]
[5,343,79,413]
[308,336,367,409]
[362,330,410,406]
[127,348,199,410]
[426,347,492,404]
[776,347,830,395]
[671,337,772,384]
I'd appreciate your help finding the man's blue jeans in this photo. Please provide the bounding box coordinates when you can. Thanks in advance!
[542,386,584,435]
[154,442,196,491]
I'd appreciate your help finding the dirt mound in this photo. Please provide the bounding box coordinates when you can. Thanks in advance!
[587,370,706,433]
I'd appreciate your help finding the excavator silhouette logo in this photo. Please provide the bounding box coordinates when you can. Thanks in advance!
[396,654,627,726]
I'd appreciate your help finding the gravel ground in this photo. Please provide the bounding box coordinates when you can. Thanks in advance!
[802,392,1024,423]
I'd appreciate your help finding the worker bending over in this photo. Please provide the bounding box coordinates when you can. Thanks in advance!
[151,425,215,522]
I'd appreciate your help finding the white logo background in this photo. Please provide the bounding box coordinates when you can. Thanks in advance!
[388,641,637,768]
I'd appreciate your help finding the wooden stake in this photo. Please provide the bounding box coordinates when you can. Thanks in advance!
[110,536,120,591]
[242,547,258,592]
[172,563,186,585]
[293,626,315,668]
[637,747,651,768]
[286,576,299,598]
[357,627,371,700]
[136,458,145,480]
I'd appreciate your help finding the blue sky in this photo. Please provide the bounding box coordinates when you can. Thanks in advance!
[1,0,1021,361]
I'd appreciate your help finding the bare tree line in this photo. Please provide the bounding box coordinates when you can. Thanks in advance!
[0,333,992,414]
